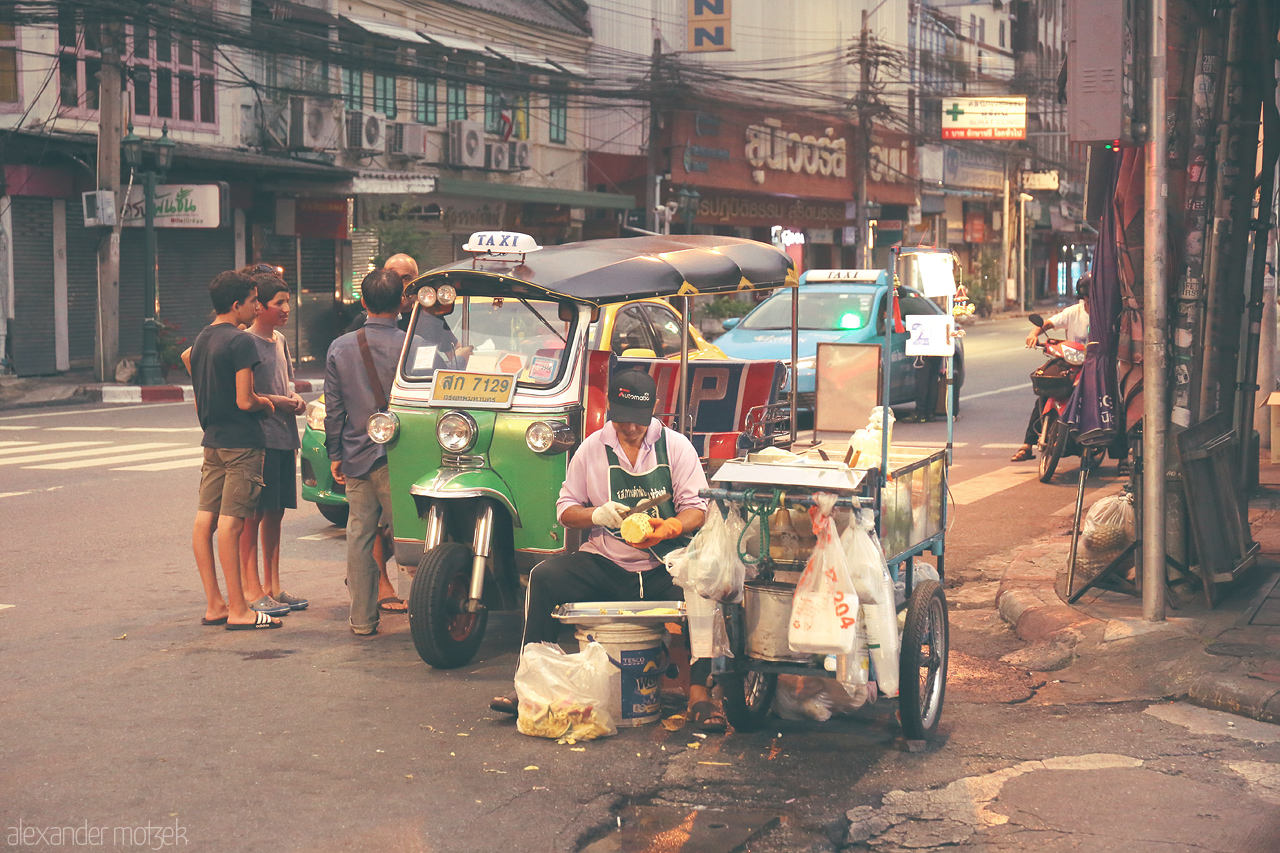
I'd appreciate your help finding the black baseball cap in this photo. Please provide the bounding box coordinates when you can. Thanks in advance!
[609,368,657,425]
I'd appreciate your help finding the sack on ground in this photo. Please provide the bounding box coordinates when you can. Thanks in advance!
[515,641,617,741]
[788,503,859,655]
[773,675,870,721]
[1082,493,1135,552]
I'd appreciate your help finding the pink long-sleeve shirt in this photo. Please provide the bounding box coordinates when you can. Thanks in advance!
[555,419,709,573]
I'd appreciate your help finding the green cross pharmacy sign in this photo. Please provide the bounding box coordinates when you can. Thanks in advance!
[940,97,1027,141]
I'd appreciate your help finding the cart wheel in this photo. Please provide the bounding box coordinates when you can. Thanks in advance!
[1038,415,1066,483]
[408,542,488,669]
[718,670,777,733]
[898,580,948,740]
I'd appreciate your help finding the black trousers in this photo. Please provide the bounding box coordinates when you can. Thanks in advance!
[914,356,942,418]
[523,550,711,684]
[1024,397,1044,445]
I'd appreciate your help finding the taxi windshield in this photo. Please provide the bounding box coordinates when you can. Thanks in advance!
[740,290,875,331]
[402,296,575,387]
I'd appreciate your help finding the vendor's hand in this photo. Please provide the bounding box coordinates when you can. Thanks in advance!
[1025,329,1041,348]
[590,501,629,529]
[634,516,683,550]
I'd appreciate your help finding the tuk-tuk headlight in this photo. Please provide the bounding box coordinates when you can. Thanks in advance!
[367,411,399,444]
[306,399,326,431]
[526,420,575,454]
[416,287,437,308]
[437,284,456,305]
[437,411,477,453]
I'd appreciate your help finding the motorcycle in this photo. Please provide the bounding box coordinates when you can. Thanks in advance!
[1027,313,1103,483]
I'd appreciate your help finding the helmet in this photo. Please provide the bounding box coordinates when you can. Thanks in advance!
[1075,272,1092,300]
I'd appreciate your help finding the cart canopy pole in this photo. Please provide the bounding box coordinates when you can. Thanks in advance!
[679,294,691,437]
[790,277,799,446]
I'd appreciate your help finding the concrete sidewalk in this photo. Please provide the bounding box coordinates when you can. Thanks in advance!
[0,366,324,410]
[996,456,1280,725]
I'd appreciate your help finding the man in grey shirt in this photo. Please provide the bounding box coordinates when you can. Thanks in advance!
[324,269,406,635]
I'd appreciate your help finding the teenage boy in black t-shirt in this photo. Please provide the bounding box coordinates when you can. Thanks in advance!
[189,271,278,630]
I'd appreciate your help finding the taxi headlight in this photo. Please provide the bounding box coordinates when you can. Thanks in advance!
[437,284,456,305]
[306,399,326,431]
[367,411,400,444]
[1064,347,1086,366]
[416,287,437,308]
[436,411,477,453]
[525,420,574,454]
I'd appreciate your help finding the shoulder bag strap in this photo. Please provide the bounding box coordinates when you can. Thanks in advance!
[356,328,389,412]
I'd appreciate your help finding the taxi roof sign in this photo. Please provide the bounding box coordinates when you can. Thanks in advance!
[803,269,883,282]
[463,231,541,254]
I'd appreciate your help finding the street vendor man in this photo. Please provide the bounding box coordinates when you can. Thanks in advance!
[490,367,726,732]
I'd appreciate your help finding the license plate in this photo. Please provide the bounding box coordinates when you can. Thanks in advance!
[429,371,517,409]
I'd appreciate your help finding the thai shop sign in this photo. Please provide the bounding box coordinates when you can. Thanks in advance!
[123,183,226,228]
[940,97,1027,141]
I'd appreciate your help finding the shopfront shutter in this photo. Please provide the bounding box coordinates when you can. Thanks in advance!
[298,237,337,363]
[9,197,56,376]
[64,200,101,366]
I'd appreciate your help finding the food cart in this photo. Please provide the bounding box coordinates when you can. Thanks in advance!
[701,247,959,741]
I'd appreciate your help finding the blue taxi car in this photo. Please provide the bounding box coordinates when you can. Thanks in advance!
[713,268,964,414]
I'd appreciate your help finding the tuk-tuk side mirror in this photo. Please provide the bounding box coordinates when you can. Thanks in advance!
[558,302,576,323]
[590,305,601,323]
[621,348,657,359]
[722,317,741,331]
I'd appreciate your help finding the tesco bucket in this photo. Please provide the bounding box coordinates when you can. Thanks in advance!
[575,623,666,726]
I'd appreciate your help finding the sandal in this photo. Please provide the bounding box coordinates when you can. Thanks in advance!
[689,700,727,733]
[1010,446,1035,462]
[378,596,408,614]
[490,692,518,716]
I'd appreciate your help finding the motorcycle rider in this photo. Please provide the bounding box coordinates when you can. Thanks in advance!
[1010,272,1091,462]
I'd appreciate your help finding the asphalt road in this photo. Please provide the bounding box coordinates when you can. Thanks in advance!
[1,318,1278,852]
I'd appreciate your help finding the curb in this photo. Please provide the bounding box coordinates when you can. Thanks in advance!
[1188,672,1280,724]
[84,378,322,406]
[995,542,1096,644]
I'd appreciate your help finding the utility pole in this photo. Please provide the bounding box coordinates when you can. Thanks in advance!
[645,38,662,234]
[855,12,871,268]
[95,22,124,382]
[1142,0,1169,622]
[1001,161,1012,306]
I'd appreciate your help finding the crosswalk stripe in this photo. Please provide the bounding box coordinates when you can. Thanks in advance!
[950,464,1040,505]
[0,441,115,459]
[0,442,180,466]
[0,491,33,499]
[0,440,39,448]
[960,382,1032,402]
[0,426,36,431]
[115,457,207,472]
[26,447,203,470]
[120,427,204,433]
[46,426,119,431]
[981,443,1028,449]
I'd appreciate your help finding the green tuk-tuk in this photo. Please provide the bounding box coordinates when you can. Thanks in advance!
[369,233,797,668]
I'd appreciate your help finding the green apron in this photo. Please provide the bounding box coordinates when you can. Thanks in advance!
[604,431,691,560]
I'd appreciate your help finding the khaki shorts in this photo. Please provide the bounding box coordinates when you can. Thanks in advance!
[197,448,265,518]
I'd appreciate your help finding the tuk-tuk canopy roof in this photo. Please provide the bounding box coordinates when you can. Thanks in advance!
[406,235,797,305]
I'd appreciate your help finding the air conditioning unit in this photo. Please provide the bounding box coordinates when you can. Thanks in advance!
[509,139,532,171]
[485,141,509,171]
[386,121,406,154]
[448,119,485,168]
[401,123,430,160]
[290,97,342,150]
[345,110,387,151]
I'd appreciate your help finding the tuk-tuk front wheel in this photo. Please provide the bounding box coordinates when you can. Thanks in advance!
[718,670,777,732]
[408,542,488,669]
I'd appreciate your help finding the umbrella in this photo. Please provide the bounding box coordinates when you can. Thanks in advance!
[1062,157,1122,446]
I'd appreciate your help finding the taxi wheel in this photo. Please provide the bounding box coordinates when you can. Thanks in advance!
[317,503,349,527]
[408,542,487,669]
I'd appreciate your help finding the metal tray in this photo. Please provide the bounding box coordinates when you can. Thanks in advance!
[713,458,868,491]
[552,600,686,626]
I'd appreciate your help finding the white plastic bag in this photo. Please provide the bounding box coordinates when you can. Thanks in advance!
[515,642,617,741]
[684,590,732,662]
[681,504,748,603]
[773,675,869,721]
[788,505,859,655]
[844,510,900,696]
[1082,493,1136,552]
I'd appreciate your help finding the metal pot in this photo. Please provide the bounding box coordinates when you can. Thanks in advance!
[744,579,811,662]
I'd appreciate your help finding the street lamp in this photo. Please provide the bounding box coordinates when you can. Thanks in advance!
[123,122,175,386]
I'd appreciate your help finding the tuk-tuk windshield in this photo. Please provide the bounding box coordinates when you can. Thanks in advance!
[402,296,576,387]
[740,290,875,331]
